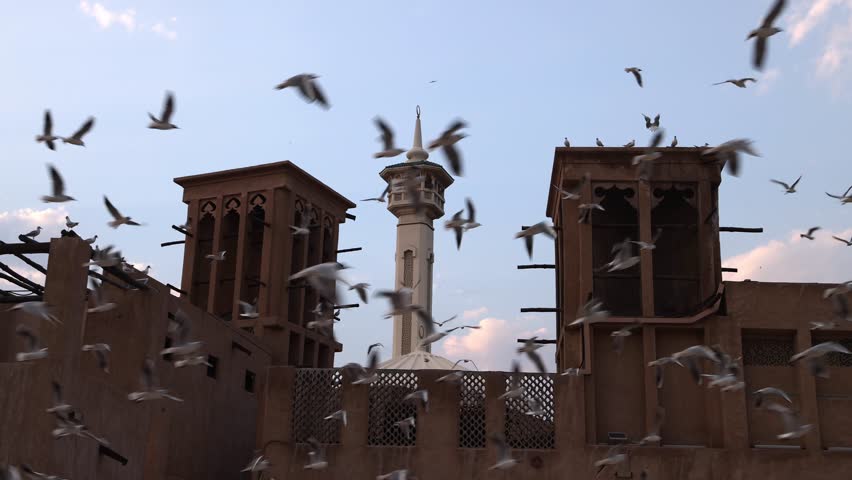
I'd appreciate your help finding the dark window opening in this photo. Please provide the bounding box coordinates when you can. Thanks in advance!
[207,355,218,378]
[289,207,307,325]
[591,185,641,316]
[302,208,322,325]
[288,332,301,366]
[162,337,173,362]
[651,185,699,317]
[191,211,216,310]
[244,370,256,393]
[216,209,240,320]
[242,203,265,312]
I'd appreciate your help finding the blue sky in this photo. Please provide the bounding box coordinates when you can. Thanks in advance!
[1,1,852,371]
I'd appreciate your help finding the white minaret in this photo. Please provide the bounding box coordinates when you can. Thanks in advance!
[379,107,455,360]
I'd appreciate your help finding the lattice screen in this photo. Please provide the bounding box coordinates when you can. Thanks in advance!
[458,373,486,448]
[291,369,343,444]
[823,338,852,367]
[367,371,418,446]
[504,373,555,449]
[742,336,795,366]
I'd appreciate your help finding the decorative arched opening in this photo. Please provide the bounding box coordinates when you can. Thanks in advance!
[302,207,321,324]
[591,185,641,317]
[191,202,216,309]
[288,200,307,325]
[215,198,241,319]
[651,184,699,316]
[242,194,266,311]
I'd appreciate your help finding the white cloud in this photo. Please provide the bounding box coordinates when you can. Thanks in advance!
[151,22,177,41]
[462,306,488,320]
[789,0,842,46]
[816,15,852,76]
[0,207,69,241]
[79,1,136,31]
[79,2,176,40]
[722,227,852,283]
[436,316,555,372]
[755,68,780,95]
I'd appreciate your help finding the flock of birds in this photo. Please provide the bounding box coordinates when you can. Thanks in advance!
[3,0,851,478]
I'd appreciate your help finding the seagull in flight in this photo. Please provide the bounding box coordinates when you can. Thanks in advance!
[61,116,95,146]
[241,452,271,473]
[826,186,852,204]
[15,325,48,362]
[148,91,178,130]
[515,221,556,259]
[104,196,142,228]
[428,119,468,176]
[239,300,259,318]
[553,173,590,201]
[790,341,852,378]
[766,402,812,440]
[643,114,660,132]
[206,250,226,261]
[748,0,787,70]
[624,67,643,87]
[517,337,548,374]
[128,358,183,402]
[702,139,760,176]
[8,301,60,325]
[713,78,757,88]
[373,116,406,158]
[87,279,116,314]
[770,175,801,194]
[832,235,852,246]
[444,208,467,250]
[82,343,111,373]
[578,202,605,224]
[488,433,518,470]
[753,387,793,408]
[630,228,663,250]
[361,184,390,203]
[348,282,370,304]
[41,165,75,203]
[275,74,329,109]
[36,110,59,151]
[367,342,384,355]
[290,262,348,304]
[800,227,820,240]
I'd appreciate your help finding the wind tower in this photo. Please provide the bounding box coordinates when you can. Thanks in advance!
[379,106,455,362]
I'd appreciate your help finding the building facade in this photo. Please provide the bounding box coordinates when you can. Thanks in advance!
[0,160,354,479]
[256,146,852,479]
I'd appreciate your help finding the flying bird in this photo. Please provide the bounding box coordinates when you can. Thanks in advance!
[630,228,663,250]
[766,402,813,440]
[15,325,48,362]
[498,361,525,400]
[348,282,370,304]
[373,116,406,158]
[444,208,467,250]
[748,0,787,71]
[290,208,313,235]
[702,139,760,177]
[553,172,590,201]
[241,452,271,473]
[643,114,660,132]
[753,387,793,408]
[81,343,111,373]
[800,227,820,240]
[832,236,852,247]
[47,381,73,416]
[206,250,226,261]
[36,110,59,151]
[713,78,757,88]
[324,409,348,426]
[104,196,142,228]
[770,175,801,194]
[790,341,851,378]
[128,358,183,402]
[61,116,95,146]
[148,91,178,130]
[41,165,75,203]
[87,279,116,314]
[640,406,665,444]
[515,221,557,259]
[826,186,852,204]
[517,337,547,374]
[403,389,430,413]
[239,300,259,318]
[488,433,518,470]
[275,74,329,108]
[8,301,60,325]
[624,67,643,87]
[569,297,610,327]
[305,437,328,470]
[367,343,384,355]
[290,262,348,304]
[361,184,390,203]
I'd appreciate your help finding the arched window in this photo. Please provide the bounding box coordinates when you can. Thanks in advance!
[242,194,266,312]
[191,202,216,310]
[591,185,641,316]
[215,202,241,319]
[651,185,699,316]
[288,200,307,325]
